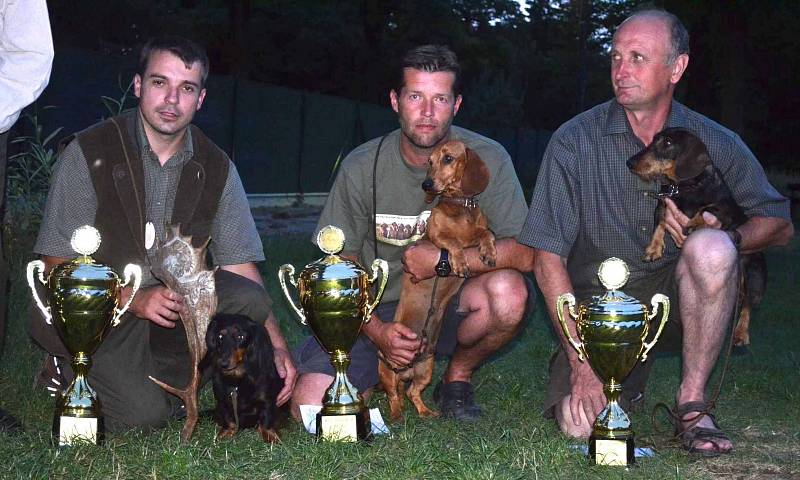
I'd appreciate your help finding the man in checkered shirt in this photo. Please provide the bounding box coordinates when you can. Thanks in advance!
[520,9,793,456]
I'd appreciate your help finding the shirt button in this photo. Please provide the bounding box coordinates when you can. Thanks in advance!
[640,226,647,232]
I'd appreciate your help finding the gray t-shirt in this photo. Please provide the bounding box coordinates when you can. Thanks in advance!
[315,126,529,303]
[519,99,789,298]
[35,112,264,286]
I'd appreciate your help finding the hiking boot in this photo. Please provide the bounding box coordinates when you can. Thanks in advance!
[433,380,482,421]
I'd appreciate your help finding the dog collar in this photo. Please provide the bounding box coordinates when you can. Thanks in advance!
[438,196,479,208]
[657,184,680,198]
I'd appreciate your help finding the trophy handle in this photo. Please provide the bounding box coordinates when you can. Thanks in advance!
[278,264,307,325]
[641,293,670,361]
[364,259,389,323]
[112,264,142,326]
[556,293,585,361]
[26,260,52,325]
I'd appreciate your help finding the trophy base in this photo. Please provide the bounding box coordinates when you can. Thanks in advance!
[588,435,634,466]
[316,409,370,442]
[53,415,104,447]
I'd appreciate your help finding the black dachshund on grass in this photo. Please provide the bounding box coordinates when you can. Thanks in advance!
[204,313,283,442]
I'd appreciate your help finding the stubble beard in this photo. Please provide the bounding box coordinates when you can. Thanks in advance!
[399,117,452,150]
[141,108,190,139]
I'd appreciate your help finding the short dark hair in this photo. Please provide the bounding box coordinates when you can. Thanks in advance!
[617,9,690,64]
[138,35,210,86]
[396,44,462,97]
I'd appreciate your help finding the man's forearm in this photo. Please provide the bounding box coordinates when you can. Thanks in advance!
[737,216,794,254]
[461,238,537,275]
[533,249,584,369]
[264,312,289,351]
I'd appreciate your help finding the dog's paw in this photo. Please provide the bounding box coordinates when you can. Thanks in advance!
[479,252,496,267]
[216,426,237,440]
[417,408,440,419]
[643,241,665,262]
[258,425,281,443]
[450,252,470,278]
[733,326,751,346]
[478,239,497,267]
[642,249,663,262]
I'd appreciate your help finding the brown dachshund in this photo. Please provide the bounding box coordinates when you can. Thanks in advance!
[627,128,766,346]
[378,140,496,422]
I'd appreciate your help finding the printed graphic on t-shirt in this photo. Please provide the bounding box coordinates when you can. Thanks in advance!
[375,211,430,246]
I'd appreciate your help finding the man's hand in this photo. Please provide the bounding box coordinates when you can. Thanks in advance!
[401,240,439,283]
[124,285,184,328]
[568,362,605,427]
[367,320,421,369]
[273,347,296,407]
[663,198,721,248]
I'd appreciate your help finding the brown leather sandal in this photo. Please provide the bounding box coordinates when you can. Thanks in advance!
[674,401,733,457]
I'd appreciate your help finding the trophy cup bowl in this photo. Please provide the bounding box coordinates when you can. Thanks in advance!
[27,226,141,446]
[556,257,669,466]
[279,225,388,441]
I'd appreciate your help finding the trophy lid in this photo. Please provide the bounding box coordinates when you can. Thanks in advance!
[51,226,119,282]
[302,226,370,282]
[583,258,646,316]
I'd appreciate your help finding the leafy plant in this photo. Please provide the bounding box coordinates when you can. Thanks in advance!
[100,76,135,117]
[4,106,62,252]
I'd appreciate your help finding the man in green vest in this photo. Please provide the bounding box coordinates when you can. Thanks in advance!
[29,36,296,431]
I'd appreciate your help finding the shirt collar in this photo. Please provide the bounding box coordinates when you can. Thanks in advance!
[603,98,692,137]
[135,110,194,166]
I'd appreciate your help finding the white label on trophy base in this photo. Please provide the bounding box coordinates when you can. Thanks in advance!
[320,415,359,442]
[593,439,629,466]
[58,417,98,446]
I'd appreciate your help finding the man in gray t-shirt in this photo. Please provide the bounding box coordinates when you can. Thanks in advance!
[520,10,793,455]
[30,36,296,431]
[290,45,536,422]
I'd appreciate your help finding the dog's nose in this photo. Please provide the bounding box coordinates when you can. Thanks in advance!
[422,178,434,192]
[626,157,636,169]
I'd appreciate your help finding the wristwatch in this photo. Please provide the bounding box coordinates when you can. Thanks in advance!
[435,249,451,277]
[727,229,742,250]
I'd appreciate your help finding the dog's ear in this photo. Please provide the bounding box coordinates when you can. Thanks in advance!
[459,148,490,197]
[674,140,711,181]
[246,319,270,368]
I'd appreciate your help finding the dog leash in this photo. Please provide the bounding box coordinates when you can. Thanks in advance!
[383,275,441,374]
[648,264,743,450]
[230,387,239,428]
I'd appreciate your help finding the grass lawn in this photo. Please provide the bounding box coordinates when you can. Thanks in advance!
[0,231,798,479]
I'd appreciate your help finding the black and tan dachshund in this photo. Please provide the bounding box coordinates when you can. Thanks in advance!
[627,127,766,346]
[204,313,283,442]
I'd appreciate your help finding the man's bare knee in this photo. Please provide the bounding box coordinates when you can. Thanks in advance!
[679,230,737,273]
[290,373,333,421]
[483,269,528,327]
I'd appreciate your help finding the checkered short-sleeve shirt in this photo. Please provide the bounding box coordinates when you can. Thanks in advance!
[519,99,789,297]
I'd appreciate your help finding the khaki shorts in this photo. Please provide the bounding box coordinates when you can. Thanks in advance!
[293,276,537,391]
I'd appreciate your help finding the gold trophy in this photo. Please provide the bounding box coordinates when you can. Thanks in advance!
[279,225,388,441]
[556,257,669,466]
[27,225,142,446]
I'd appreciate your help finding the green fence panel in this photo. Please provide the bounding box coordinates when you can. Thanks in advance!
[233,82,303,194]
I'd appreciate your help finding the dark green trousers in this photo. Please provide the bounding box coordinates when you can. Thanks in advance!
[29,268,272,432]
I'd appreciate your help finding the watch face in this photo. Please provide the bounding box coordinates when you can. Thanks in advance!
[436,260,451,277]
